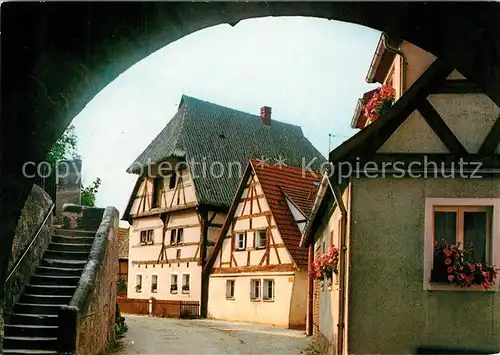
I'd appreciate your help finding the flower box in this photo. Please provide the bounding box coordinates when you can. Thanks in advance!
[182,285,190,294]
[364,85,395,124]
[311,245,339,290]
[170,284,178,294]
[432,239,498,289]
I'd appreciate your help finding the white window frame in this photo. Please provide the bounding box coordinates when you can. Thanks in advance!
[235,232,246,251]
[147,230,154,245]
[255,230,267,249]
[182,273,191,294]
[151,274,158,293]
[135,273,143,293]
[226,279,235,300]
[250,279,261,301]
[424,198,500,292]
[170,273,178,294]
[177,228,184,244]
[263,279,275,301]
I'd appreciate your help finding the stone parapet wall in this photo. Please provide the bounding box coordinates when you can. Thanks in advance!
[61,204,105,231]
[1,184,53,348]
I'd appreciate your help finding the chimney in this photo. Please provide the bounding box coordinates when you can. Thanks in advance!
[260,106,272,126]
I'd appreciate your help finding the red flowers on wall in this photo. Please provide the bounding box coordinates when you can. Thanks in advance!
[433,239,498,290]
[310,245,339,281]
[364,85,395,123]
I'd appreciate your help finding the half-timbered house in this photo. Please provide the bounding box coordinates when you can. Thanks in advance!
[301,33,500,354]
[123,95,325,317]
[205,160,321,328]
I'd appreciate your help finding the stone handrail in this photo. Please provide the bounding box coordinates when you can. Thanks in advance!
[58,206,119,355]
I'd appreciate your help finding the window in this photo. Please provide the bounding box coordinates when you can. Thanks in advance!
[431,206,491,283]
[235,233,246,250]
[169,171,177,189]
[176,249,181,259]
[170,228,183,245]
[255,230,267,249]
[135,274,142,293]
[250,279,261,300]
[151,274,158,293]
[152,177,163,208]
[182,274,190,293]
[226,280,235,299]
[263,279,275,301]
[170,274,178,293]
[424,198,500,291]
[147,230,154,244]
[140,230,154,245]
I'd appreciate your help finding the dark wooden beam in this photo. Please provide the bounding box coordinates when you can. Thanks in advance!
[431,80,483,94]
[332,153,500,176]
[330,58,454,162]
[478,115,500,156]
[417,99,468,155]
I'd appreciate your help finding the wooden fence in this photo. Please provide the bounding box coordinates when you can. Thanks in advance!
[117,293,200,319]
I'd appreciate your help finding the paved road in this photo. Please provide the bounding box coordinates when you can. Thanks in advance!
[118,314,311,354]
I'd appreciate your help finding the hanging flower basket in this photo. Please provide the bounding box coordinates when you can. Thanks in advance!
[364,85,395,123]
[310,245,339,287]
[433,239,498,289]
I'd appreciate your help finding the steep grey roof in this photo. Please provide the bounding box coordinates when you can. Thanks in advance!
[127,95,326,208]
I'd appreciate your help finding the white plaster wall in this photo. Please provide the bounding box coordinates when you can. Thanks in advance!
[428,93,500,153]
[208,273,295,327]
[127,262,202,302]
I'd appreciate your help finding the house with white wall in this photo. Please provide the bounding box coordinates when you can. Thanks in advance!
[205,160,321,328]
[123,95,325,316]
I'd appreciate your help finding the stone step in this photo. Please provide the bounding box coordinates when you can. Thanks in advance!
[40,259,87,269]
[43,250,89,261]
[35,266,83,277]
[51,234,95,245]
[47,242,92,252]
[53,229,96,237]
[25,284,76,296]
[4,324,57,338]
[8,314,58,327]
[3,336,57,351]
[14,303,65,316]
[21,294,72,305]
[3,350,57,355]
[31,275,80,286]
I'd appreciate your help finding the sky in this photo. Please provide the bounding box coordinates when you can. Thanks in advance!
[70,16,381,224]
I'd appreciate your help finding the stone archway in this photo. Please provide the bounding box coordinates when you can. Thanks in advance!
[1,1,500,314]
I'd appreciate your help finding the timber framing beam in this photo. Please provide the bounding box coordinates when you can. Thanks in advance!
[332,153,500,177]
[478,115,500,156]
[417,99,468,155]
[329,58,453,162]
[431,79,483,94]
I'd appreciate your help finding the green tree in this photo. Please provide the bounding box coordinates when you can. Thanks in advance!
[81,177,102,207]
[46,124,80,165]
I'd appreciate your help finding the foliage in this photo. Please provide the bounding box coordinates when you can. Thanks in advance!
[364,85,395,123]
[433,239,498,289]
[46,124,80,165]
[115,303,128,338]
[117,279,127,292]
[182,285,190,291]
[171,284,178,292]
[81,177,102,207]
[310,245,339,280]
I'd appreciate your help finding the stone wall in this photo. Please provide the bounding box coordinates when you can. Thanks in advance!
[58,207,118,355]
[55,159,82,217]
[1,184,53,346]
[61,204,105,231]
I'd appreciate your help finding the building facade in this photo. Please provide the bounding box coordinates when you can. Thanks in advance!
[206,160,321,328]
[123,95,325,316]
[301,34,500,354]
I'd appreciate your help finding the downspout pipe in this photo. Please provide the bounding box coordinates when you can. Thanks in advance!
[382,33,407,93]
[335,180,348,355]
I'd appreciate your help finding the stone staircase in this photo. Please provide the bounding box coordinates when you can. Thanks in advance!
[3,229,96,355]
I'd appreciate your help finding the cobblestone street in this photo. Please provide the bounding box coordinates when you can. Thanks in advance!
[118,314,311,354]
